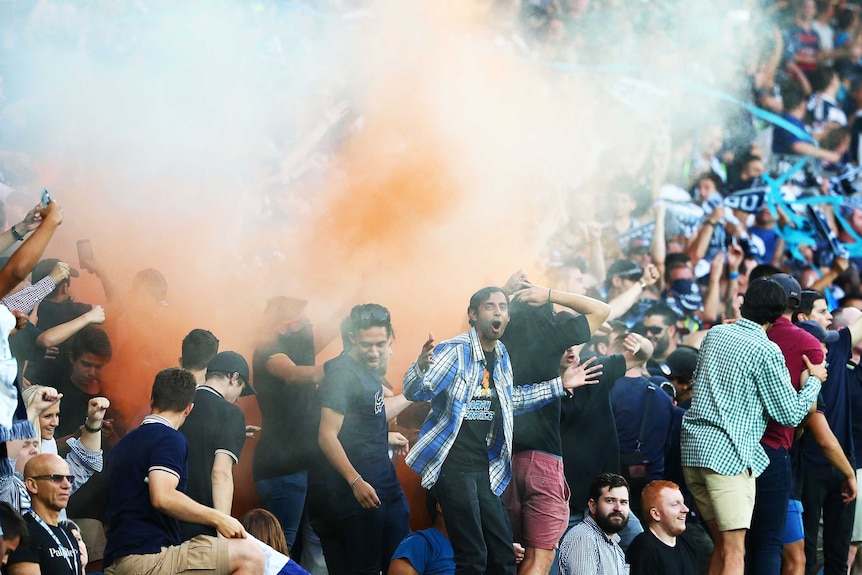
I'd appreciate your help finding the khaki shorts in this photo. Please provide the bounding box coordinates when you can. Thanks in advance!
[684,466,756,532]
[105,535,230,575]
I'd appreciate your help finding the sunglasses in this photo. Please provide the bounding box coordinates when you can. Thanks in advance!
[643,325,667,336]
[29,474,74,484]
[356,310,390,323]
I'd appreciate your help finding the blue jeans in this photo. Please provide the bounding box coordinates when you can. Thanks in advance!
[255,471,308,548]
[747,445,791,575]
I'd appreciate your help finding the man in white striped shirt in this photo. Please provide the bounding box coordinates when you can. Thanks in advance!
[559,473,630,575]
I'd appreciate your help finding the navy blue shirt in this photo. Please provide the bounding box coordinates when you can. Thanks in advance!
[849,361,862,470]
[772,114,808,156]
[803,328,856,467]
[103,416,188,567]
[610,376,675,480]
[317,353,399,496]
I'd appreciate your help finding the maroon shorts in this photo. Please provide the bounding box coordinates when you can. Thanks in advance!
[502,450,570,549]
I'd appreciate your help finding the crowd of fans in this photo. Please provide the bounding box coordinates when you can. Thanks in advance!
[7,0,862,575]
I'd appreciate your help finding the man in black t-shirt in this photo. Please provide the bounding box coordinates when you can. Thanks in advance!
[499,271,609,575]
[179,351,251,541]
[626,480,698,575]
[7,454,83,575]
[561,332,654,524]
[313,303,411,575]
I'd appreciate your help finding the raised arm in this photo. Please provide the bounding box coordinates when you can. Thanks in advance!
[79,397,109,453]
[0,202,63,299]
[607,264,660,322]
[265,352,324,386]
[403,335,459,402]
[36,306,105,349]
[621,333,654,370]
[512,284,611,336]
[0,203,44,255]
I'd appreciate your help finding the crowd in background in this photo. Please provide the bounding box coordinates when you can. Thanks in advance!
[5,1,862,575]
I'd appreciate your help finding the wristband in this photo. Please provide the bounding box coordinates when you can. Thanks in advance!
[351,474,362,487]
[83,420,103,433]
[10,225,24,242]
[728,271,739,279]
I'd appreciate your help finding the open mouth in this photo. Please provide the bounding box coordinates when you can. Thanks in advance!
[492,320,502,330]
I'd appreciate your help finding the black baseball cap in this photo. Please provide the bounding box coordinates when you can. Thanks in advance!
[31,259,79,284]
[207,351,255,396]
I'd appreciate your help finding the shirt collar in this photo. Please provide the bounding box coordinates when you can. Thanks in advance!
[468,327,501,364]
[584,514,621,545]
[142,414,175,429]
[735,317,766,334]
[197,385,224,399]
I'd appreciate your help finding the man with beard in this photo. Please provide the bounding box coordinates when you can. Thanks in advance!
[626,480,698,574]
[403,287,599,575]
[642,304,680,370]
[558,473,630,575]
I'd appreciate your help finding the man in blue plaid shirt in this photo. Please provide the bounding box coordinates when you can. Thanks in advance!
[681,277,826,575]
[403,286,601,575]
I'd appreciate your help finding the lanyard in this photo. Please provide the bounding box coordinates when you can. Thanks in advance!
[29,511,79,575]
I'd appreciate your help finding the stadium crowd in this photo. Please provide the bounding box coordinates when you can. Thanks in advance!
[8,0,862,575]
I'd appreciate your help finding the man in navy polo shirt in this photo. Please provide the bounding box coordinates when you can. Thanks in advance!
[800,306,862,575]
[103,368,264,575]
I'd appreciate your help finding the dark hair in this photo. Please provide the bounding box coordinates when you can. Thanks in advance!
[0,502,28,545]
[349,303,393,337]
[643,303,678,327]
[740,278,787,325]
[70,326,112,362]
[691,172,723,199]
[467,287,507,327]
[821,126,850,151]
[782,79,807,112]
[810,65,838,93]
[839,291,862,307]
[664,253,691,284]
[425,489,441,521]
[837,7,855,30]
[748,263,782,283]
[150,368,197,412]
[605,260,643,289]
[241,508,288,556]
[794,289,825,322]
[588,473,629,503]
[181,329,219,371]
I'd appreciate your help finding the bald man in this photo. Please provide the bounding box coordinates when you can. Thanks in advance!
[7,453,84,575]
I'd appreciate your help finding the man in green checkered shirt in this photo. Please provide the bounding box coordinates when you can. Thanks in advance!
[681,277,826,575]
